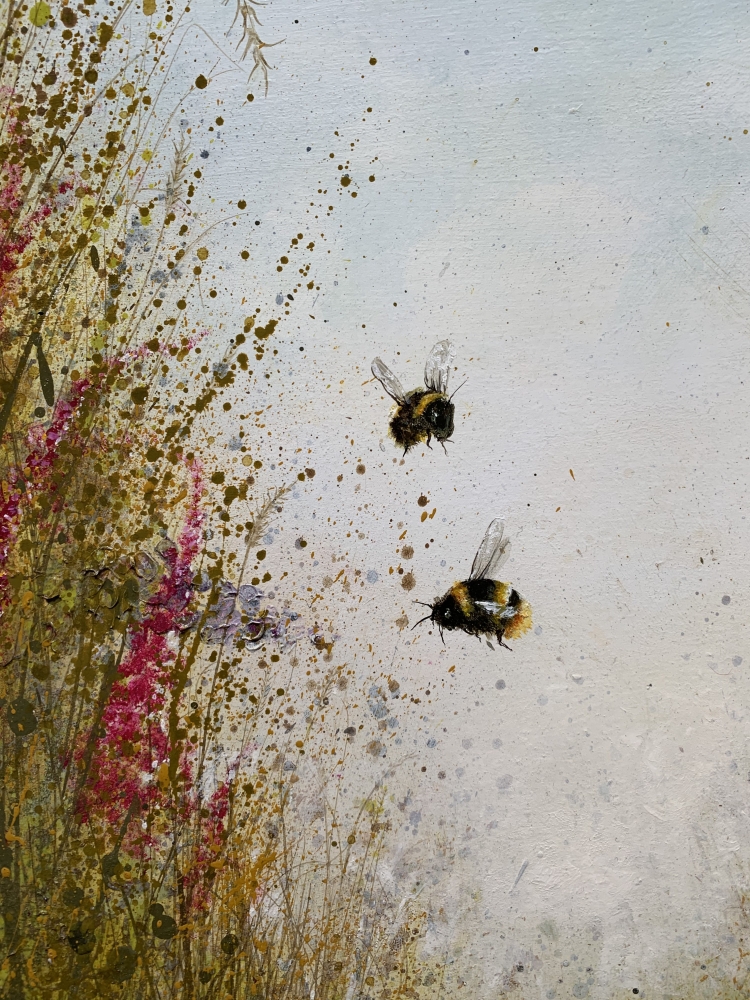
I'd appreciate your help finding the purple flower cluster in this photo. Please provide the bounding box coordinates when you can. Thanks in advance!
[202,581,304,651]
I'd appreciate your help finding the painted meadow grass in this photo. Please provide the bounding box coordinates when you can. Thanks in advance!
[0,0,432,996]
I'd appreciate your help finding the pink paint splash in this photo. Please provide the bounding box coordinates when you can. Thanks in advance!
[0,368,116,613]
[122,327,210,364]
[65,453,252,912]
[181,745,261,910]
[0,109,81,610]
[0,161,56,303]
[75,462,204,831]
[184,780,231,910]
[0,95,73,327]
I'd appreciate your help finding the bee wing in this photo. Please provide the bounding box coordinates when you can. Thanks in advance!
[371,357,407,403]
[423,339,456,394]
[469,518,511,580]
[476,601,517,619]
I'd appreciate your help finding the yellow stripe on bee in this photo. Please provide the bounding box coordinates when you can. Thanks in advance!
[412,391,444,417]
[505,598,533,639]
[451,581,473,615]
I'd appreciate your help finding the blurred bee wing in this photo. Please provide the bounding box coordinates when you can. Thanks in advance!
[371,357,407,403]
[423,339,456,394]
[469,518,511,580]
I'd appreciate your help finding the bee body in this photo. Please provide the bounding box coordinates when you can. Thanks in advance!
[433,579,532,646]
[388,389,455,453]
[414,519,532,651]
[371,341,457,454]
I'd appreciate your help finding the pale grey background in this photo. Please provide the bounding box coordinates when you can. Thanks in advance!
[182,0,750,993]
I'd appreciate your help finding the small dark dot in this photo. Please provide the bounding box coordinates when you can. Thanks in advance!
[420,766,426,772]
[200,149,209,159]
[61,366,69,374]
[464,49,469,54]
[34,407,46,418]
[495,679,506,690]
[633,990,639,995]
[722,595,731,605]
[306,146,311,151]
[534,46,538,51]
[255,220,261,225]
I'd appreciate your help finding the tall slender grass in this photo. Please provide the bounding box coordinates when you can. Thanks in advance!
[0,0,432,996]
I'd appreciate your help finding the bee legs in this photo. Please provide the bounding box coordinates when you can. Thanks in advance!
[497,630,513,651]
[425,434,433,450]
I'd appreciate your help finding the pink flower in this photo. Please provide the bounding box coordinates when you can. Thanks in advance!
[75,463,204,832]
[0,369,117,613]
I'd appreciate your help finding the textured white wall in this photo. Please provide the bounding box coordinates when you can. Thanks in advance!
[192,0,750,993]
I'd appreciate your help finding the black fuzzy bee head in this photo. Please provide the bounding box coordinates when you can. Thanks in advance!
[430,591,462,630]
[424,396,455,441]
[412,591,461,644]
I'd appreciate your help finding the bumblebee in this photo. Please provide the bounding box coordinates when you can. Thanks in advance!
[371,340,458,454]
[413,519,532,650]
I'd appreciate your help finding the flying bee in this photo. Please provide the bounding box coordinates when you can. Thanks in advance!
[413,519,532,650]
[371,339,460,454]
